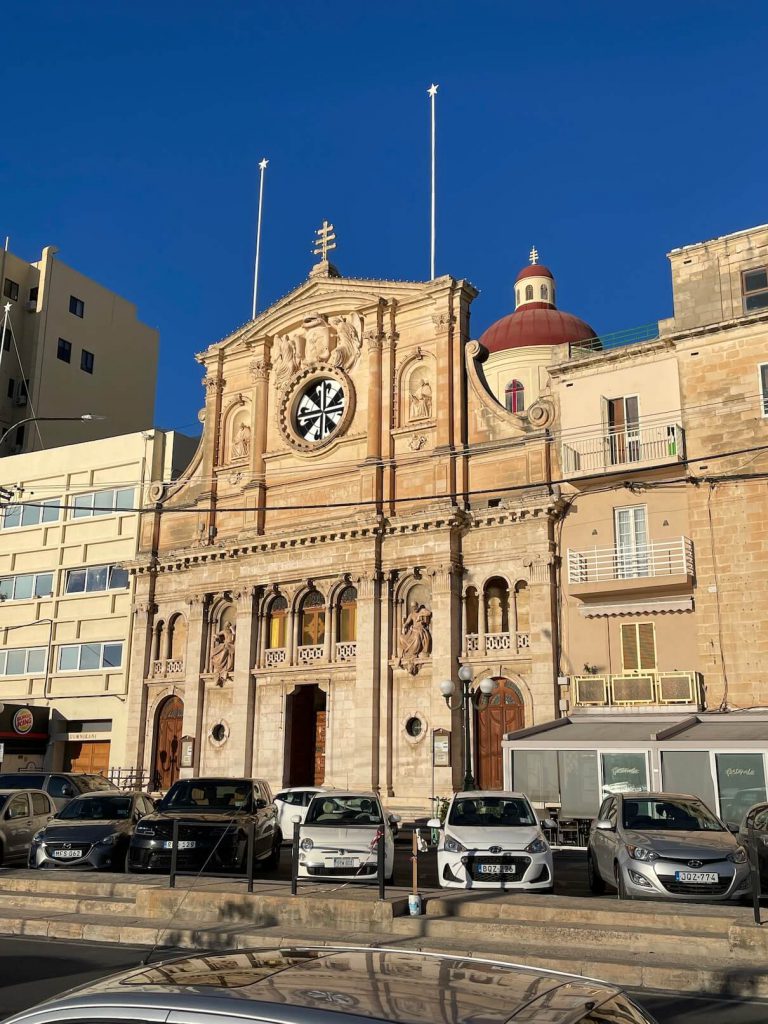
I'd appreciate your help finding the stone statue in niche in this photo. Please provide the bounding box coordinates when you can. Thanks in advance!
[230,422,251,461]
[303,313,331,364]
[409,377,433,420]
[210,623,236,685]
[398,602,432,675]
[273,333,300,388]
[328,313,362,371]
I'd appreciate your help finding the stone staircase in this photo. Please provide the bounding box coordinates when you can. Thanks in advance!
[0,871,767,997]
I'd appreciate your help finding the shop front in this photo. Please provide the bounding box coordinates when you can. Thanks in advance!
[503,712,768,845]
[0,703,50,772]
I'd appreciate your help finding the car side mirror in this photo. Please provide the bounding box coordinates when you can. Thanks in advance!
[540,818,557,830]
[389,814,401,823]
[61,786,73,797]
[255,798,267,810]
[594,818,615,831]
[427,818,442,829]
[291,814,302,825]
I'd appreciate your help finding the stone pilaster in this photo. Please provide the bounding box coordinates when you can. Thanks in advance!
[352,572,381,790]
[228,586,258,775]
[180,593,209,777]
[124,596,155,779]
[429,562,463,792]
[523,551,559,723]
[248,353,271,532]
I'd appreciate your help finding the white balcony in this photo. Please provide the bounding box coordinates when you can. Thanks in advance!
[465,632,530,655]
[264,647,287,668]
[335,641,357,662]
[152,658,184,678]
[572,671,702,708]
[562,422,684,475]
[298,644,324,665]
[568,537,694,587]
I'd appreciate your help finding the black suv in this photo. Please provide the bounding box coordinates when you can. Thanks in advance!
[0,772,119,811]
[127,776,279,874]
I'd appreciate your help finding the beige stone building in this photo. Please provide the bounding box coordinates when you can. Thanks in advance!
[0,243,158,453]
[0,430,195,774]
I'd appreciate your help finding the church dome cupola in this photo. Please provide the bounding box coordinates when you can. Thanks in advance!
[514,246,555,309]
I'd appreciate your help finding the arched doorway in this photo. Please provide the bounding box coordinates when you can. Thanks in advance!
[153,695,184,791]
[284,684,326,786]
[476,678,524,790]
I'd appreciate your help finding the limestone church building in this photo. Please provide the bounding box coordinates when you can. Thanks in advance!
[126,240,582,809]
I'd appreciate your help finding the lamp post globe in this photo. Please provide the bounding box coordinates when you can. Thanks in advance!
[439,679,455,699]
[457,664,473,683]
[479,676,497,696]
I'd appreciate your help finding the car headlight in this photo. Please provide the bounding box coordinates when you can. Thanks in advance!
[134,822,156,836]
[525,836,549,854]
[729,846,748,864]
[443,835,467,854]
[626,844,658,862]
[300,838,314,852]
[97,833,119,847]
[31,830,45,844]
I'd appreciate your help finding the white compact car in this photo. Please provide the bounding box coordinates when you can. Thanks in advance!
[429,791,554,890]
[297,791,399,882]
[274,786,329,843]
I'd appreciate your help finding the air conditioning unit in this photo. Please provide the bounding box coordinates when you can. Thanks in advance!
[611,674,655,705]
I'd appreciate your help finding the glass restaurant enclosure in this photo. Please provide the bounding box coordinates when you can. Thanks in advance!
[502,713,768,847]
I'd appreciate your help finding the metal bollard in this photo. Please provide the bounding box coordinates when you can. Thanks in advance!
[169,818,179,889]
[748,824,762,925]
[291,820,300,896]
[246,820,255,894]
[377,828,386,901]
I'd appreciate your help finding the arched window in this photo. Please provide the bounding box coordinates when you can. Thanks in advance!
[515,289,520,305]
[267,596,288,649]
[524,284,533,301]
[465,586,479,634]
[484,577,510,634]
[168,614,187,661]
[338,586,357,642]
[152,621,165,663]
[540,284,549,301]
[300,591,326,647]
[505,379,525,413]
[514,581,530,632]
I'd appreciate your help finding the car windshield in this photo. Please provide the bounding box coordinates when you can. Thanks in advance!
[448,796,536,827]
[306,795,382,825]
[159,780,253,813]
[622,797,725,832]
[79,775,115,792]
[57,796,133,821]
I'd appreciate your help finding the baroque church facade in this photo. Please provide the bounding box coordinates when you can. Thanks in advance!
[126,242,570,808]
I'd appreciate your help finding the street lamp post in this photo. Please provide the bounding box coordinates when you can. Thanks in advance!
[0,414,106,452]
[439,666,497,791]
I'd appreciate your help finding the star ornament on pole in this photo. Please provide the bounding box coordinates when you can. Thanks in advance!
[427,83,438,98]
[259,158,268,172]
[3,303,10,314]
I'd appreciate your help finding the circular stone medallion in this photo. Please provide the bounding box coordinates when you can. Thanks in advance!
[294,377,345,442]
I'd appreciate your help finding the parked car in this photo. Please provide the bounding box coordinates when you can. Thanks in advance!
[0,789,56,865]
[274,785,329,842]
[0,772,119,811]
[428,790,554,891]
[297,791,399,882]
[738,800,768,888]
[1,945,657,1024]
[588,791,751,900]
[127,777,279,874]
[29,791,155,871]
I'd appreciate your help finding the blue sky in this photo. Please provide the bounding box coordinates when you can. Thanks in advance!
[3,1,767,434]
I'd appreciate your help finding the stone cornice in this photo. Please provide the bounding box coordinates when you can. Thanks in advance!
[660,310,768,345]
[548,337,674,379]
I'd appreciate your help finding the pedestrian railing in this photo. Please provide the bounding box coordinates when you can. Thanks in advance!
[290,820,387,900]
[166,818,259,892]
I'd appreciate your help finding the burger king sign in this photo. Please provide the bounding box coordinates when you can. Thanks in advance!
[12,708,34,735]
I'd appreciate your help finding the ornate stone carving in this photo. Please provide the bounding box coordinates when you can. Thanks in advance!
[364,328,383,351]
[187,593,209,620]
[432,312,455,332]
[147,481,166,503]
[230,422,251,461]
[409,376,433,420]
[526,398,556,429]
[210,623,236,685]
[408,434,428,451]
[303,313,332,364]
[397,602,432,675]
[273,333,300,388]
[203,374,224,395]
[249,358,271,382]
[328,314,362,371]
[384,330,399,349]
[523,553,555,585]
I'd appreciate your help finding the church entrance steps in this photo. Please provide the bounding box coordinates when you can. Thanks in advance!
[0,871,767,995]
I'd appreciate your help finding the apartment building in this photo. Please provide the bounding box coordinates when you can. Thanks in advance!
[0,429,197,774]
[0,244,158,454]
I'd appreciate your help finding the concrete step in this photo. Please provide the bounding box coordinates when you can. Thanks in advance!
[0,869,156,898]
[0,889,134,915]
[425,892,751,935]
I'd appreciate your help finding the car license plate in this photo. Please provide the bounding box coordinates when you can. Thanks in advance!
[52,849,81,859]
[331,857,358,868]
[675,871,718,883]
[478,863,515,875]
[163,840,196,850]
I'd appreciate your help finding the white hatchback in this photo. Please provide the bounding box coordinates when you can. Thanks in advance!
[430,791,554,890]
[297,791,398,882]
[274,786,329,843]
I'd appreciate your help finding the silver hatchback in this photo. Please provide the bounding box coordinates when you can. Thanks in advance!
[588,791,751,901]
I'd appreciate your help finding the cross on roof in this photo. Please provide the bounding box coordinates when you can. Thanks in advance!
[529,246,539,266]
[313,220,337,261]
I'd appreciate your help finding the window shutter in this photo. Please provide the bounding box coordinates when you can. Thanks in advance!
[638,622,656,670]
[621,624,639,672]
[621,622,657,673]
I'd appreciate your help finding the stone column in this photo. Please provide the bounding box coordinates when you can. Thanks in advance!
[124,596,155,781]
[257,605,269,670]
[429,562,463,793]
[479,586,488,657]
[432,304,458,501]
[460,590,468,659]
[228,586,258,775]
[353,572,381,790]
[247,354,271,533]
[180,594,209,778]
[324,598,336,663]
[198,366,225,541]
[524,550,559,724]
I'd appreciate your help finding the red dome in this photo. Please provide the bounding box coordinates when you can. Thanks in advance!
[515,264,554,282]
[480,304,597,353]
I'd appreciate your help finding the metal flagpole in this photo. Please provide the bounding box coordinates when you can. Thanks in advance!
[428,84,438,280]
[252,158,268,320]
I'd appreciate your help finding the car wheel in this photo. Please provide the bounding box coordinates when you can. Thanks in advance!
[615,862,631,900]
[587,852,606,895]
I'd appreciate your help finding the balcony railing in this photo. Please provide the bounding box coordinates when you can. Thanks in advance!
[335,641,357,662]
[264,647,287,667]
[562,423,684,475]
[466,631,530,654]
[298,644,324,665]
[573,671,701,708]
[152,658,184,678]
[568,537,693,585]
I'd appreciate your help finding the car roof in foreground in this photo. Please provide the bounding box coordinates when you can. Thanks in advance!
[8,947,625,1024]
[617,792,699,802]
[453,790,529,799]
